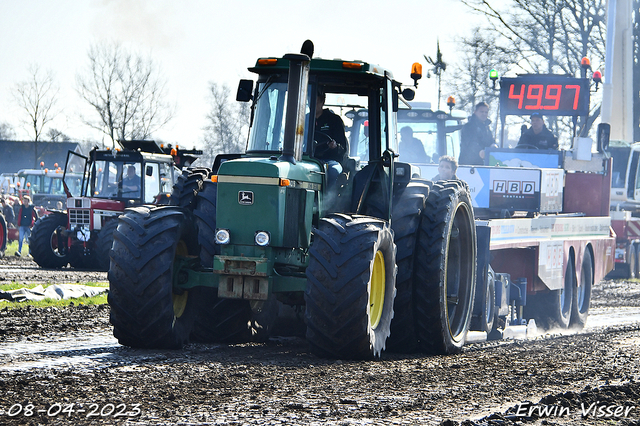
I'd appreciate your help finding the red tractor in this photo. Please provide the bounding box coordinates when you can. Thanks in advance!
[29,141,200,270]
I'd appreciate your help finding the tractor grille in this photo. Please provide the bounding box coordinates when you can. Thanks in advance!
[69,209,91,227]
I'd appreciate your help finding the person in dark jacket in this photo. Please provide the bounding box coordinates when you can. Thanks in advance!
[314,88,347,187]
[16,195,38,257]
[398,126,428,164]
[1,197,15,226]
[459,102,496,165]
[517,113,559,150]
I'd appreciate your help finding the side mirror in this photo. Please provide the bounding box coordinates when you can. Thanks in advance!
[402,88,415,101]
[597,122,610,152]
[146,165,154,177]
[236,79,254,102]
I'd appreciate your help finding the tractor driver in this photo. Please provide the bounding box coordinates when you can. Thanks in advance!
[121,165,141,197]
[314,88,348,188]
[517,113,559,150]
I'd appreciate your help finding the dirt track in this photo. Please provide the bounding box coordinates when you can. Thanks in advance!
[1,256,640,425]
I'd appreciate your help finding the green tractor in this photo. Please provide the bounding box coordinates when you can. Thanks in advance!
[108,41,477,359]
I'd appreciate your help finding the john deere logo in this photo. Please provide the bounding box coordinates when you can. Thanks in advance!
[238,191,254,205]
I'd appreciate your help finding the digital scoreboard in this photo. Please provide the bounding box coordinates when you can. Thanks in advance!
[499,76,590,117]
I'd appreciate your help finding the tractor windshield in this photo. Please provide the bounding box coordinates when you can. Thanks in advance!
[247,82,312,153]
[90,161,140,199]
[89,159,171,202]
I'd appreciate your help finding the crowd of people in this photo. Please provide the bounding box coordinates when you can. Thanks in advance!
[1,194,40,257]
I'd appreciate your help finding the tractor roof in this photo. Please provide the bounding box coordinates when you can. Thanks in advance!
[249,57,392,80]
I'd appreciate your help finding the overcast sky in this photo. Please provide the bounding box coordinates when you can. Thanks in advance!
[0,0,485,150]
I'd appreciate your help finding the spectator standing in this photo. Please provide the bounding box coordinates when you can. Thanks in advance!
[459,102,496,165]
[1,197,15,226]
[16,195,38,257]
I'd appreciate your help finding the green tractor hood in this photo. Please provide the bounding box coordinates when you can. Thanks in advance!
[216,157,322,248]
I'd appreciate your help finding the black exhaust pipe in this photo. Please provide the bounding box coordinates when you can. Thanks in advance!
[280,41,313,164]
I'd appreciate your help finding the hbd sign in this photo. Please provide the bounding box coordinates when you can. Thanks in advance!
[492,180,536,197]
[489,169,541,212]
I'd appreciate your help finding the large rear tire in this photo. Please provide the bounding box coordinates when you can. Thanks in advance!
[386,180,429,353]
[570,249,593,330]
[305,214,397,360]
[30,213,70,268]
[414,182,476,354]
[93,219,118,271]
[108,206,200,349]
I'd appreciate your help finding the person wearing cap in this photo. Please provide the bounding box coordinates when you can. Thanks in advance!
[517,113,559,150]
[459,102,496,165]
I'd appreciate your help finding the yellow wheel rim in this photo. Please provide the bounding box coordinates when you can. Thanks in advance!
[173,292,188,318]
[370,250,385,329]
[172,240,189,318]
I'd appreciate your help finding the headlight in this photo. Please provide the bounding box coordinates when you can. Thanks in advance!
[215,229,230,245]
[255,231,270,247]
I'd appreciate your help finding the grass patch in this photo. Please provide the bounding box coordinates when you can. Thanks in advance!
[5,240,27,257]
[0,282,109,309]
[0,282,108,291]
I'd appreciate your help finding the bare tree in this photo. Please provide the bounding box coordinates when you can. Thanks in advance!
[12,64,59,142]
[0,122,15,140]
[200,82,249,165]
[460,0,606,75]
[445,28,514,122]
[76,41,174,147]
[47,128,71,142]
[458,0,606,138]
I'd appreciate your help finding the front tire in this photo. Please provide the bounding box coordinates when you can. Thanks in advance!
[30,213,70,268]
[305,214,397,360]
[414,182,477,354]
[108,206,199,349]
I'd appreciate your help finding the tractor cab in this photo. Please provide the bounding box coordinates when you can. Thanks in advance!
[29,141,185,272]
[233,54,415,220]
[64,146,176,205]
[348,101,465,166]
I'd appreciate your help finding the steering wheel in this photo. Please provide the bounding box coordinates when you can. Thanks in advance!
[314,131,335,158]
[517,143,539,150]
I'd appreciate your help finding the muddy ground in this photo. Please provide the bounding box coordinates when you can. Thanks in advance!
[1,255,640,425]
